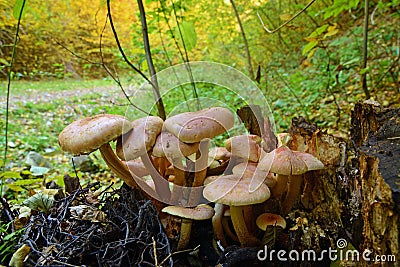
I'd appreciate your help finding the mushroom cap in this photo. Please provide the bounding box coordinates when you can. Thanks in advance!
[162,204,215,220]
[209,146,231,161]
[232,162,258,177]
[259,145,324,175]
[152,131,199,160]
[294,152,325,171]
[58,114,132,155]
[256,213,286,230]
[203,174,270,206]
[124,158,150,178]
[204,175,220,185]
[116,116,163,161]
[232,162,277,188]
[225,134,262,162]
[164,107,234,143]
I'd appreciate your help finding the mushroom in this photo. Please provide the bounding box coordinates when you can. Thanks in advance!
[209,146,231,162]
[124,158,150,178]
[116,116,171,201]
[256,213,286,230]
[58,114,140,189]
[203,174,270,247]
[232,162,277,188]
[162,204,215,249]
[256,213,286,246]
[164,107,234,143]
[257,145,324,214]
[212,203,228,248]
[152,131,199,205]
[225,134,262,163]
[164,107,235,206]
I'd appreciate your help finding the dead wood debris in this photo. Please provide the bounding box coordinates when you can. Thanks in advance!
[17,184,172,267]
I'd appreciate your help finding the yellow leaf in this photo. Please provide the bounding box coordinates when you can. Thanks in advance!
[279,13,292,21]
[304,36,318,42]
[324,24,339,38]
[9,244,30,267]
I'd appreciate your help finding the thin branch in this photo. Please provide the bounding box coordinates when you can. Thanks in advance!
[158,245,200,266]
[171,0,200,110]
[230,0,254,80]
[106,0,165,119]
[137,0,166,120]
[257,0,317,34]
[156,4,190,110]
[53,40,102,65]
[99,15,150,115]
[2,0,26,179]
[361,0,370,99]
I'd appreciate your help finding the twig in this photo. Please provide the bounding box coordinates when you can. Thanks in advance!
[230,0,254,80]
[53,40,102,65]
[2,0,26,180]
[137,0,166,120]
[171,0,200,110]
[106,0,165,119]
[152,237,158,266]
[361,0,370,99]
[257,0,317,34]
[157,1,190,110]
[99,11,150,115]
[158,245,200,266]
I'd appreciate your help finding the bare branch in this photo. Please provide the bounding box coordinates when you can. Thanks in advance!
[257,0,317,34]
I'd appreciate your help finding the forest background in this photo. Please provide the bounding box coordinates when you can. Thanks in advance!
[1,0,398,187]
[0,0,399,264]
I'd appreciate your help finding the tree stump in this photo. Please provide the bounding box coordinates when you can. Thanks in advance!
[350,100,399,261]
[286,100,399,266]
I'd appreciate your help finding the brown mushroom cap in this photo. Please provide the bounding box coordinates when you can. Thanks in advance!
[58,114,132,155]
[225,134,262,162]
[256,213,286,230]
[124,158,150,178]
[164,107,234,143]
[116,116,163,161]
[232,162,277,188]
[209,146,231,161]
[203,174,270,206]
[162,204,215,220]
[232,162,258,177]
[259,145,324,175]
[152,131,199,159]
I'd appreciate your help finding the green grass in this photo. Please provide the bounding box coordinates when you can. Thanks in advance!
[0,78,115,96]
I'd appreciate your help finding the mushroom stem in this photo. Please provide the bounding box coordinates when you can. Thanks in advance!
[177,218,193,250]
[170,160,186,205]
[99,144,166,212]
[99,143,138,189]
[212,203,228,247]
[141,154,171,202]
[230,206,261,247]
[281,175,303,214]
[222,217,239,242]
[243,205,256,234]
[271,174,288,199]
[188,139,210,206]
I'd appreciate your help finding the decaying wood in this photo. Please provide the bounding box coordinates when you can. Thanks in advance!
[286,101,399,266]
[351,101,399,261]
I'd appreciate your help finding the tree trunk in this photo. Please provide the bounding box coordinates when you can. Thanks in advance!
[285,100,399,266]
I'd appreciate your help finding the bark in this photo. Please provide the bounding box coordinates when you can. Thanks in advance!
[284,101,399,266]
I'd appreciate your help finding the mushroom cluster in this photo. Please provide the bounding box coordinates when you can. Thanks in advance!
[58,107,324,250]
